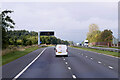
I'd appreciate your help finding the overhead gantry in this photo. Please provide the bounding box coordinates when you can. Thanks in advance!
[38,30,54,45]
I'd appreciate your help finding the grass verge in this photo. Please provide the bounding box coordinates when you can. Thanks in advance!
[71,46,120,58]
[92,45,120,49]
[2,46,43,66]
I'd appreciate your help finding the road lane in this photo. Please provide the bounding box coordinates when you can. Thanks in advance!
[19,47,118,79]
[2,47,119,80]
[2,48,45,79]
[68,47,119,72]
[66,51,117,78]
[64,47,119,78]
[13,48,46,79]
[19,47,72,78]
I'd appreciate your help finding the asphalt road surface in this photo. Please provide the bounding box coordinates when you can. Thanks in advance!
[2,47,119,80]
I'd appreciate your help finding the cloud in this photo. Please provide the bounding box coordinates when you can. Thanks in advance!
[1,2,118,42]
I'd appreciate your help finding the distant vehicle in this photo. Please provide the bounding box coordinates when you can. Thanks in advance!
[84,40,89,47]
[55,44,68,57]
[76,43,80,46]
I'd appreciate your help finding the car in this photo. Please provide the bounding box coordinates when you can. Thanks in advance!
[55,44,68,57]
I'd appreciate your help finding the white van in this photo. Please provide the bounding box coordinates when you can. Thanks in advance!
[55,44,68,57]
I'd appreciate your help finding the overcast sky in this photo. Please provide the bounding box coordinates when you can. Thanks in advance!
[1,2,118,43]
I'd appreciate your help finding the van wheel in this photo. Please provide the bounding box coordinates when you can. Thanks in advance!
[65,55,68,57]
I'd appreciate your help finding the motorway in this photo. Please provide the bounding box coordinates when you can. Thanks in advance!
[2,47,119,80]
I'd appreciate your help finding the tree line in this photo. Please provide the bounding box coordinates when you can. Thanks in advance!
[7,30,69,46]
[1,10,69,49]
[86,24,113,43]
[7,30,38,46]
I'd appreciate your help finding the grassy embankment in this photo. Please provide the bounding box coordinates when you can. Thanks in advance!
[47,45,55,47]
[2,46,46,66]
[92,45,120,49]
[71,46,120,57]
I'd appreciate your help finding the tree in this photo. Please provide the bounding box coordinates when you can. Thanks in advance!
[87,24,100,43]
[88,24,99,33]
[89,30,101,42]
[100,29,113,42]
[6,29,69,46]
[22,37,27,46]
[68,41,74,45]
[26,40,32,45]
[64,41,69,45]
[1,10,15,49]
[13,36,17,46]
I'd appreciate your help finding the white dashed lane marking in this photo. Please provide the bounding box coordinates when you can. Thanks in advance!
[65,62,68,65]
[90,57,93,60]
[76,51,115,71]
[98,61,101,64]
[63,58,77,79]
[72,75,77,79]
[63,58,65,60]
[108,66,113,69]
[68,67,71,70]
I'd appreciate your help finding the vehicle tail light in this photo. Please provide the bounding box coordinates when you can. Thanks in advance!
[56,49,57,52]
[66,49,68,52]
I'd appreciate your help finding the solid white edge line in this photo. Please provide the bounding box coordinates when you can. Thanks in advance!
[72,75,76,79]
[12,48,46,80]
